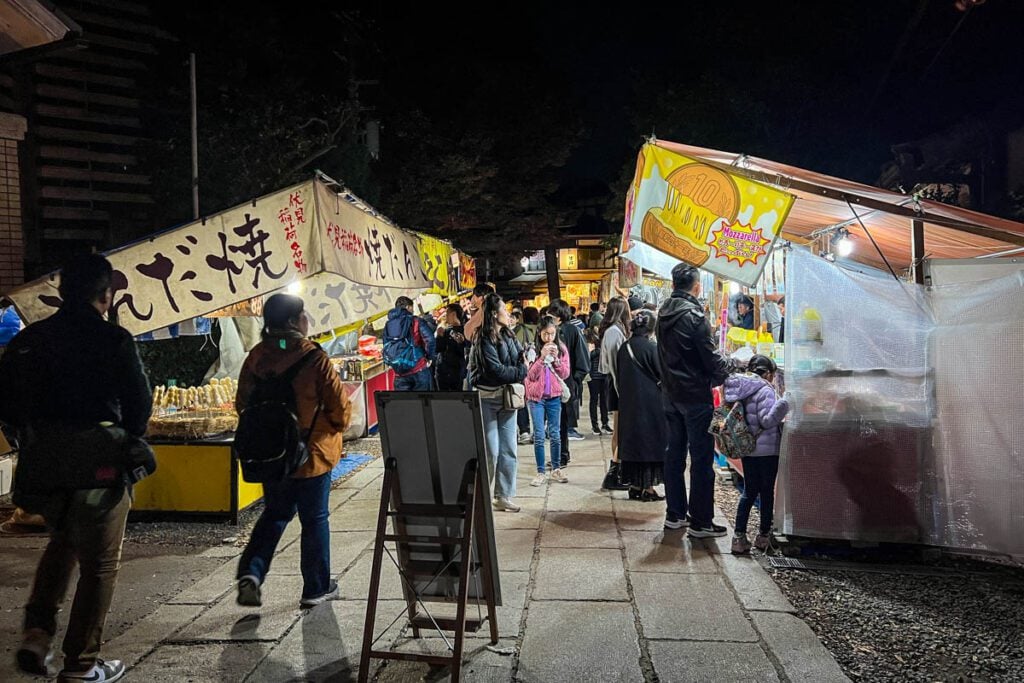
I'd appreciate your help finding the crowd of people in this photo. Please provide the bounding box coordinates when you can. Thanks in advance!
[0,253,787,681]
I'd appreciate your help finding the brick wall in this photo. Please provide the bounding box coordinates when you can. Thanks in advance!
[0,113,26,291]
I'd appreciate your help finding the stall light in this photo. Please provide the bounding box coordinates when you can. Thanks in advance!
[520,256,530,269]
[286,280,303,295]
[729,281,741,295]
[833,229,854,258]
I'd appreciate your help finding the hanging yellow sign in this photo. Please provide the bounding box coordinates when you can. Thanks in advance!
[622,143,795,286]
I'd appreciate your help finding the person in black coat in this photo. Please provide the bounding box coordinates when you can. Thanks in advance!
[434,303,468,390]
[615,311,667,501]
[469,294,527,512]
[549,298,590,466]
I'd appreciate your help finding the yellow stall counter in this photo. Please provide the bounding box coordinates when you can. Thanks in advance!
[132,438,262,523]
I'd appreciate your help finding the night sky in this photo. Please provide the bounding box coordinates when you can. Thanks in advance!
[161,0,1024,246]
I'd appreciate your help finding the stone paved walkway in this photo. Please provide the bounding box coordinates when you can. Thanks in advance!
[3,434,850,682]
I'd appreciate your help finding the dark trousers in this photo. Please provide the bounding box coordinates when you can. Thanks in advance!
[238,472,332,600]
[588,377,609,430]
[735,456,780,535]
[559,378,581,462]
[517,405,531,434]
[24,487,130,671]
[395,367,433,391]
[664,401,716,528]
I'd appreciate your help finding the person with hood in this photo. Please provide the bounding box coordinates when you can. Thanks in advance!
[615,311,667,501]
[235,294,352,608]
[383,296,436,391]
[723,355,789,554]
[657,264,736,538]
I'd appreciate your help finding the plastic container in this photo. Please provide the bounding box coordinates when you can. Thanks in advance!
[357,335,377,357]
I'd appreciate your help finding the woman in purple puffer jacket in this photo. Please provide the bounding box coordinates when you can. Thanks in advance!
[723,355,789,555]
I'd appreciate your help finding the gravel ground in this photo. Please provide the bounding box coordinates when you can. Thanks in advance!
[715,472,1024,683]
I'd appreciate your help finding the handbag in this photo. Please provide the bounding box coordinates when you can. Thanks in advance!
[502,383,526,410]
[554,372,572,403]
[13,421,157,514]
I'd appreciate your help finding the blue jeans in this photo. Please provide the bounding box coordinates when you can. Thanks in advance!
[664,401,716,528]
[735,456,780,535]
[529,397,562,473]
[396,367,433,391]
[237,472,332,600]
[481,398,518,499]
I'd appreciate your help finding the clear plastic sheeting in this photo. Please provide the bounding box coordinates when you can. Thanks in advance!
[778,248,1024,557]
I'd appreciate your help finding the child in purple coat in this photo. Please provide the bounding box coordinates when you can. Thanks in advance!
[723,355,789,555]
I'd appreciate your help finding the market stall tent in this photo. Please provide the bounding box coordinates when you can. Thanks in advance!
[649,140,1024,274]
[1,173,474,337]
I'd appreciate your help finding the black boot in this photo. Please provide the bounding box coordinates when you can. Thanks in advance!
[602,460,629,491]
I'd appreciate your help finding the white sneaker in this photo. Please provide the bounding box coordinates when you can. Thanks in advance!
[299,580,340,608]
[57,659,125,682]
[493,497,521,512]
[550,468,569,484]
[517,432,533,445]
[530,473,547,487]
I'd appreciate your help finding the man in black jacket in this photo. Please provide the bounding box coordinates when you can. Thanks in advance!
[0,254,152,682]
[657,264,735,538]
[549,299,589,466]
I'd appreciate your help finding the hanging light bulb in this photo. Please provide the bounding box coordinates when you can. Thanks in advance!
[520,256,530,269]
[729,281,741,295]
[833,228,854,258]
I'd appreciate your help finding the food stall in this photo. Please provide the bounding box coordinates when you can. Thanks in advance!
[618,139,1024,557]
[1,174,475,521]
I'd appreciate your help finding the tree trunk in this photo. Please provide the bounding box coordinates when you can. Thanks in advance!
[544,246,560,302]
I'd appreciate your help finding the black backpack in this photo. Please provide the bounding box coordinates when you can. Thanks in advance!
[234,348,323,483]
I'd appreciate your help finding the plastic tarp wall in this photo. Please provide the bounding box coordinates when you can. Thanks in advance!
[778,248,1024,557]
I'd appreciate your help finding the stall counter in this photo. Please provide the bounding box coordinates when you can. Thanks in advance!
[132,435,262,524]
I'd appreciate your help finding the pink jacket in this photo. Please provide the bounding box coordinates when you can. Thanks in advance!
[524,342,570,402]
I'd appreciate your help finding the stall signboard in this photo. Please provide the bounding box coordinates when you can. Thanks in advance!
[619,256,641,288]
[417,235,455,295]
[296,273,417,334]
[6,177,468,337]
[316,181,431,291]
[621,143,795,287]
[459,253,477,290]
[7,182,317,336]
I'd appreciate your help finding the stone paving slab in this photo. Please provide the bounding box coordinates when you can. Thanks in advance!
[649,641,781,683]
[751,612,851,682]
[274,530,375,576]
[329,500,388,532]
[328,485,359,510]
[166,556,239,605]
[417,570,528,641]
[336,466,384,490]
[349,479,385,501]
[621,531,717,574]
[337,550,406,601]
[531,547,628,601]
[491,496,544,530]
[104,603,205,668]
[247,599,407,683]
[494,529,538,571]
[381,637,517,682]
[713,553,796,613]
[196,544,244,559]
[631,572,758,642]
[125,642,268,682]
[172,574,305,642]
[545,484,614,513]
[519,601,642,682]
[540,511,621,548]
[614,498,672,531]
